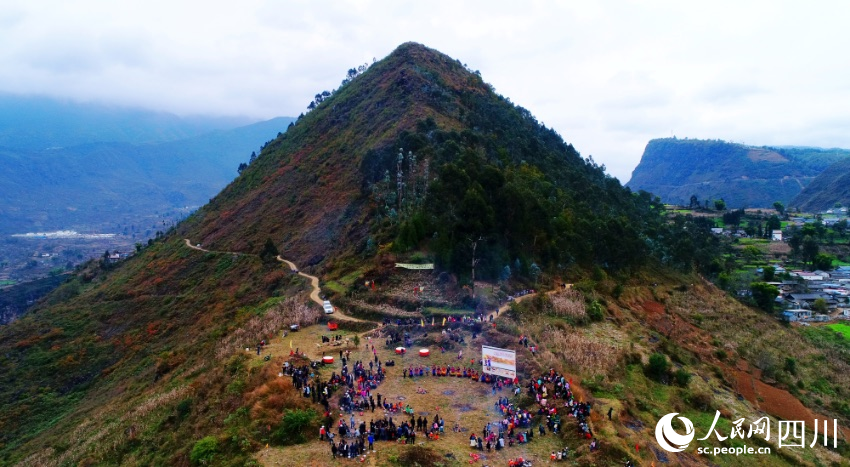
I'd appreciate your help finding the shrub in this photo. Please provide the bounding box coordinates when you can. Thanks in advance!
[587,300,604,322]
[674,369,692,386]
[272,408,318,445]
[176,398,192,419]
[190,436,218,465]
[685,389,715,411]
[645,353,670,382]
[784,357,797,375]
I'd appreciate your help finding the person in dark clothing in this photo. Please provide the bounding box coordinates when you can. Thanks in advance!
[608,407,614,420]
[331,442,337,458]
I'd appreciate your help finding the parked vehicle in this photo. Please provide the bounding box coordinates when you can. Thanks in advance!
[323,300,334,314]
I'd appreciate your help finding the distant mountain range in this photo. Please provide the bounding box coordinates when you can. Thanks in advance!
[791,158,850,212]
[0,94,253,150]
[0,96,294,234]
[626,138,850,209]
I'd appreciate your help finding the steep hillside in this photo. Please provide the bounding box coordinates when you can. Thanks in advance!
[1,43,847,467]
[0,117,294,235]
[791,158,850,212]
[181,43,660,276]
[627,138,850,208]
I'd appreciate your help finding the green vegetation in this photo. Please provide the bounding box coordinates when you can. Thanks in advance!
[628,137,850,208]
[828,323,850,340]
[750,282,779,312]
[272,408,318,445]
[645,352,670,382]
[792,158,850,211]
[190,436,219,465]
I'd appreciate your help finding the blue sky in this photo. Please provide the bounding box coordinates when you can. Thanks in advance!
[1,0,848,181]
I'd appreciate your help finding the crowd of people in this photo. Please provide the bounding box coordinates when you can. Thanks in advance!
[525,368,596,445]
[337,357,387,414]
[265,303,612,466]
[401,364,482,380]
[326,411,452,459]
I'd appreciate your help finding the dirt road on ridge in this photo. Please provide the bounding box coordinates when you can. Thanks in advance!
[182,239,364,322]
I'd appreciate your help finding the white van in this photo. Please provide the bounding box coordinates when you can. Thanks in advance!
[323,300,334,314]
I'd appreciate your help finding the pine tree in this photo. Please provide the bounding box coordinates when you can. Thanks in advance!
[396,149,405,211]
[260,238,279,264]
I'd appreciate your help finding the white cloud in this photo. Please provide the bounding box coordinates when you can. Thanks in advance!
[0,0,849,181]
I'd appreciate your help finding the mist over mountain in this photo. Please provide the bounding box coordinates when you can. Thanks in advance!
[0,116,294,235]
[627,138,850,208]
[0,94,257,150]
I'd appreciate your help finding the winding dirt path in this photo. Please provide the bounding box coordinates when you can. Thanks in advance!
[276,255,322,306]
[275,255,365,323]
[184,238,208,252]
[182,239,363,322]
[491,287,563,319]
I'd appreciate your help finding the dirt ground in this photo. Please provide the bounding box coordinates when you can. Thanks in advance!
[251,319,584,466]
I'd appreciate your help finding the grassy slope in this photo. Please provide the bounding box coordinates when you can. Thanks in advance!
[0,237,308,464]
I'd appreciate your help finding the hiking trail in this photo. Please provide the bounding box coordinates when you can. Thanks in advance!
[182,239,364,322]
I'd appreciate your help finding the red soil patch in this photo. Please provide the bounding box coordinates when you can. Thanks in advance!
[636,300,848,439]
[734,369,849,439]
[637,302,716,361]
[642,301,665,314]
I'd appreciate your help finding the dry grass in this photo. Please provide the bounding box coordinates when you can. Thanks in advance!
[540,327,623,375]
[246,363,310,427]
[216,297,321,359]
[348,299,422,318]
[549,289,586,319]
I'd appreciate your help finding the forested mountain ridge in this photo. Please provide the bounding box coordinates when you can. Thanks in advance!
[791,157,850,212]
[179,42,672,277]
[627,137,850,208]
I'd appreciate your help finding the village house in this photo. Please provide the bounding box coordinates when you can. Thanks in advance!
[783,309,812,322]
[787,293,828,308]
[791,271,828,281]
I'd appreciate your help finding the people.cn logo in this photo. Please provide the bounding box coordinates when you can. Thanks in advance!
[655,413,695,452]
